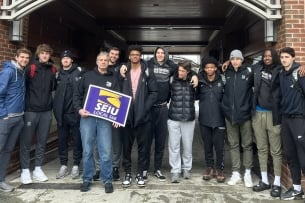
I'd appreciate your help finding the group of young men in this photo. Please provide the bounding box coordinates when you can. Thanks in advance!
[0,44,305,201]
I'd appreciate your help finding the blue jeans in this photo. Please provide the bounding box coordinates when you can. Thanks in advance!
[80,117,112,184]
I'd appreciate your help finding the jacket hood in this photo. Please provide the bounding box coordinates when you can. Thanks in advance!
[153,46,169,65]
[2,60,24,81]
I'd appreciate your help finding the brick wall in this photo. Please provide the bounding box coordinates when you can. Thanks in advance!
[0,18,29,64]
[275,0,305,189]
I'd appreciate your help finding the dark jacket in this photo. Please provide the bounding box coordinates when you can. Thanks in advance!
[121,60,158,128]
[0,60,25,119]
[197,70,225,128]
[253,63,281,125]
[168,71,196,121]
[24,59,56,112]
[53,64,82,126]
[221,64,254,124]
[147,46,177,104]
[279,62,305,116]
[73,67,120,114]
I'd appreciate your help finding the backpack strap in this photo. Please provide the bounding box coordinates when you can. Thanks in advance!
[29,64,36,79]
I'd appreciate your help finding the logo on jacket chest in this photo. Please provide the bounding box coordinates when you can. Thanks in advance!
[106,81,112,87]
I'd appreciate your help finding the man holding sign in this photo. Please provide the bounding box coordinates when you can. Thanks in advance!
[73,52,120,193]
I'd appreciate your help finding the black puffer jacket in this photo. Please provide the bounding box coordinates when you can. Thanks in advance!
[121,60,158,127]
[53,64,82,126]
[168,71,196,121]
[252,63,281,125]
[24,59,56,112]
[221,64,254,124]
[197,71,225,128]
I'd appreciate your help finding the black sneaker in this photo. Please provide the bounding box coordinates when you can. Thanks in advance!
[281,187,304,200]
[154,170,166,181]
[113,167,120,181]
[270,185,282,197]
[253,181,271,192]
[80,182,91,192]
[105,183,114,193]
[135,174,145,187]
[143,170,148,181]
[93,170,100,181]
[122,173,132,188]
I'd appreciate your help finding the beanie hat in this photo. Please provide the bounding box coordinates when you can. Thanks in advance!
[230,49,244,61]
[201,56,219,68]
[60,50,73,59]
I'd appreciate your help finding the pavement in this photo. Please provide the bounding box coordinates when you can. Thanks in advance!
[0,124,304,203]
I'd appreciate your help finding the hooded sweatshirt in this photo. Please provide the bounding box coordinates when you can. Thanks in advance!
[147,46,177,104]
[0,60,25,119]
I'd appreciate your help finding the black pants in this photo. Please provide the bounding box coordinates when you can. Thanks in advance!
[122,122,150,175]
[57,114,82,166]
[145,105,168,172]
[199,124,225,170]
[281,116,305,185]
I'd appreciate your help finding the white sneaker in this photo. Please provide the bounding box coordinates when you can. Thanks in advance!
[20,169,32,185]
[244,173,253,187]
[33,168,48,182]
[227,172,241,185]
[71,165,80,179]
[56,165,68,179]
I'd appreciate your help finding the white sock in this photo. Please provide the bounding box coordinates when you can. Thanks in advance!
[233,171,241,176]
[245,169,251,175]
[293,184,302,191]
[22,168,30,173]
[273,176,281,186]
[35,166,41,171]
[261,171,269,184]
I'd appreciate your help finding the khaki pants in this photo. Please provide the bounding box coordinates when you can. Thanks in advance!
[226,119,253,172]
[252,111,282,176]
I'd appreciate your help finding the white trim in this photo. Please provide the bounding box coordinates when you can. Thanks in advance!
[228,0,282,20]
[0,0,55,20]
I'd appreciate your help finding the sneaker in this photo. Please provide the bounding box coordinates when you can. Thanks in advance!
[281,187,304,200]
[171,173,180,183]
[227,172,241,185]
[71,165,80,179]
[105,183,114,193]
[33,168,48,182]
[0,182,14,192]
[80,182,91,192]
[244,173,253,188]
[154,170,166,181]
[122,173,132,187]
[183,170,191,179]
[20,169,32,185]
[93,170,100,181]
[143,170,148,181]
[253,181,270,192]
[135,174,145,187]
[112,167,120,181]
[56,165,68,179]
[216,169,225,183]
[270,185,282,197]
[202,167,213,181]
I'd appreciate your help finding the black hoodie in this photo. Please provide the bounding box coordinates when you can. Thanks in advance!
[147,46,177,104]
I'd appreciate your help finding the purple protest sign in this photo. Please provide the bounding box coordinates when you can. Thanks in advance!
[83,84,131,126]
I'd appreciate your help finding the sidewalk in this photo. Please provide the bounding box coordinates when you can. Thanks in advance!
[0,124,303,203]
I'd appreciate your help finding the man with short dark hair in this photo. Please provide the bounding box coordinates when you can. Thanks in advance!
[54,50,83,179]
[120,45,158,188]
[279,47,305,200]
[0,48,31,192]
